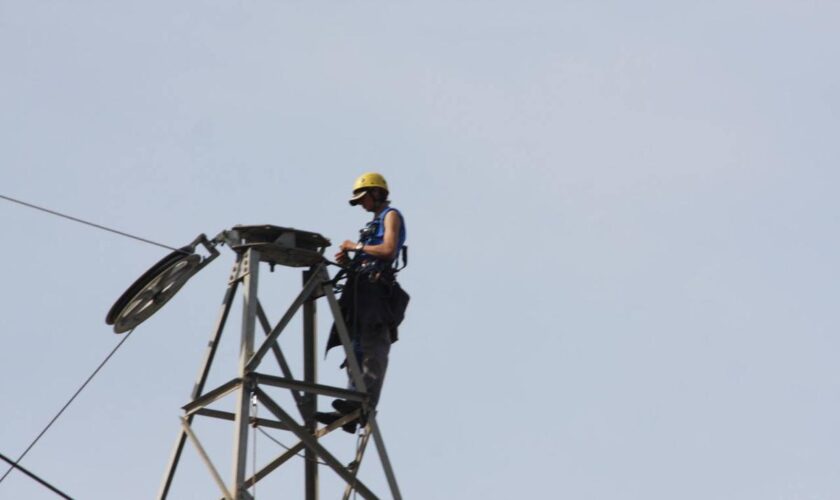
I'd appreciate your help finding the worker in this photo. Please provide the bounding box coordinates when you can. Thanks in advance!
[316,172,409,433]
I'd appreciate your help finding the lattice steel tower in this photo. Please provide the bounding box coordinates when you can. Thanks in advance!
[106,225,401,499]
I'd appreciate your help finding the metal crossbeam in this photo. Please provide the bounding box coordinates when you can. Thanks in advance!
[193,408,288,431]
[182,378,241,415]
[255,388,379,500]
[219,410,361,500]
[256,300,304,410]
[253,373,367,402]
[246,264,325,372]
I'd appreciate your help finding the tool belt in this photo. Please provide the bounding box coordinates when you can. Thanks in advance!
[325,272,410,354]
[354,258,397,283]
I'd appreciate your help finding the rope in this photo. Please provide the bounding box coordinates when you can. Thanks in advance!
[255,428,329,466]
[0,452,73,499]
[251,395,258,500]
[351,431,364,500]
[0,193,186,254]
[0,328,136,485]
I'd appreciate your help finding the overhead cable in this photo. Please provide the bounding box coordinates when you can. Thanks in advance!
[0,452,73,499]
[0,328,136,485]
[0,193,185,253]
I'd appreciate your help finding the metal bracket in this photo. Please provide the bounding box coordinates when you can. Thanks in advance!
[212,229,241,249]
[232,250,255,283]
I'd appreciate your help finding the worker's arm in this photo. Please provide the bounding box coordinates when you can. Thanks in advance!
[337,210,401,260]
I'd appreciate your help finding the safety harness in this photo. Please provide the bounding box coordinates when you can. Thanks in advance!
[353,206,408,275]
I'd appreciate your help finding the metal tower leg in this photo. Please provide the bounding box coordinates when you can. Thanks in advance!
[302,268,318,500]
[366,414,402,500]
[231,249,260,499]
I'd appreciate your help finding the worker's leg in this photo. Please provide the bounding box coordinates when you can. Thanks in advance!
[344,322,390,407]
[346,338,364,392]
[358,322,391,408]
[336,278,393,416]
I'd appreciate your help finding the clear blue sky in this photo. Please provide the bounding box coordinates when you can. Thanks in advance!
[2,1,839,498]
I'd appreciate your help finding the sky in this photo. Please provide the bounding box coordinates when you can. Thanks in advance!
[2,0,840,498]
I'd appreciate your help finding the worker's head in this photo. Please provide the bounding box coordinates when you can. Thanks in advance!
[349,172,389,210]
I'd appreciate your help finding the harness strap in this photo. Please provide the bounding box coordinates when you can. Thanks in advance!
[394,245,408,272]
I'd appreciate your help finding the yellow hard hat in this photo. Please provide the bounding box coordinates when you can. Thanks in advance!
[349,172,389,205]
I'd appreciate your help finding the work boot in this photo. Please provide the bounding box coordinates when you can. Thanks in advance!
[314,411,358,434]
[314,411,342,425]
[332,399,362,415]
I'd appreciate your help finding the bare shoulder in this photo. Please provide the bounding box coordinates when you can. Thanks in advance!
[384,209,401,230]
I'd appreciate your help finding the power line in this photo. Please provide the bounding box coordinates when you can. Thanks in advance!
[0,193,185,253]
[0,451,73,499]
[0,194,183,492]
[0,328,136,485]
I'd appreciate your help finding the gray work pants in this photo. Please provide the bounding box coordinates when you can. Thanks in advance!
[348,321,391,408]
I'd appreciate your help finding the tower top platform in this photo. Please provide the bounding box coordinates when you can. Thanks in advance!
[227,224,331,268]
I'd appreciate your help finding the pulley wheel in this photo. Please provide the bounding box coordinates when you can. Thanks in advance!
[106,248,202,333]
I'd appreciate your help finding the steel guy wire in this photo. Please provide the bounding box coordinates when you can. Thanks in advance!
[0,328,136,485]
[0,451,73,499]
[0,193,186,254]
[255,427,329,466]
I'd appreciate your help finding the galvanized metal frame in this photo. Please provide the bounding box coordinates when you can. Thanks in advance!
[157,249,402,499]
[223,409,362,499]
